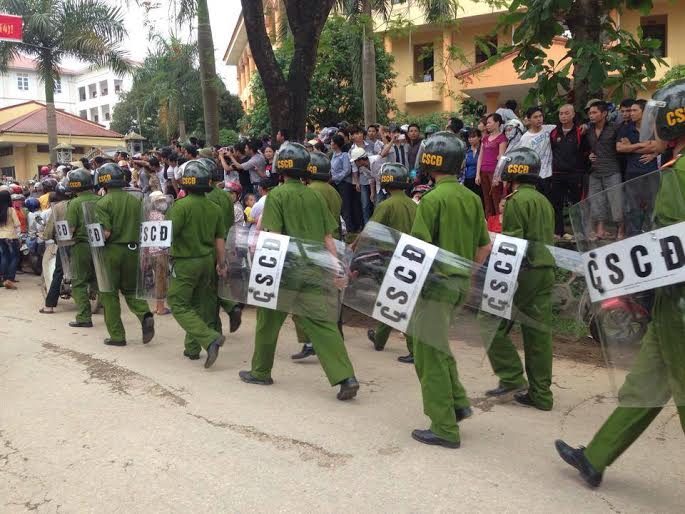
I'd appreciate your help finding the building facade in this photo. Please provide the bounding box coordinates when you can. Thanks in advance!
[225,0,684,118]
[74,67,133,129]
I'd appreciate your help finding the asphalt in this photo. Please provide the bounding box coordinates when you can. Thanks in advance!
[1,275,683,513]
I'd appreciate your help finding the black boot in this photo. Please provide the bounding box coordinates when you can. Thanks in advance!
[69,320,93,328]
[337,377,359,400]
[411,429,460,449]
[291,343,315,360]
[228,306,242,333]
[367,329,384,351]
[183,350,201,360]
[455,406,473,422]
[142,313,155,344]
[397,353,414,364]
[104,338,126,346]
[485,384,526,397]
[204,335,225,369]
[238,370,273,385]
[555,440,603,487]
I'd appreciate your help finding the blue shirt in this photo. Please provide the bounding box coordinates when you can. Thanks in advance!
[464,146,479,179]
[617,122,658,176]
[331,151,352,184]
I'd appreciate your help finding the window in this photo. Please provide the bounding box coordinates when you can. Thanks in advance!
[54,80,62,94]
[1,167,16,178]
[104,111,111,121]
[79,86,86,101]
[114,80,123,93]
[79,110,87,119]
[37,144,50,153]
[93,114,99,122]
[17,73,29,91]
[641,15,667,57]
[475,35,498,64]
[0,146,13,157]
[413,44,434,82]
[100,80,108,96]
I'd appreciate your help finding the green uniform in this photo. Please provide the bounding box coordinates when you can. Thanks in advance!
[583,155,685,472]
[95,190,152,342]
[409,176,490,444]
[207,187,237,321]
[66,192,98,323]
[486,183,555,410]
[166,193,225,355]
[369,190,417,352]
[250,179,355,386]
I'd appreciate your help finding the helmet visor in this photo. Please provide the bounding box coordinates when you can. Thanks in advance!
[493,155,512,183]
[639,99,665,142]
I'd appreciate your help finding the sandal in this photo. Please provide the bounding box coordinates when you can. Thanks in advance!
[39,308,55,314]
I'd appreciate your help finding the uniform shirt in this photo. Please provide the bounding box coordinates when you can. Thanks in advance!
[369,189,416,233]
[95,189,143,244]
[502,184,554,268]
[654,152,685,227]
[166,193,225,258]
[261,178,337,241]
[412,175,489,262]
[206,187,233,238]
[66,191,98,243]
[310,180,342,239]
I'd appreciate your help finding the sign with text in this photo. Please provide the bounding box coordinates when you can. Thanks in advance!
[54,220,71,242]
[140,220,172,248]
[0,14,22,43]
[481,234,528,319]
[86,223,105,248]
[246,231,290,310]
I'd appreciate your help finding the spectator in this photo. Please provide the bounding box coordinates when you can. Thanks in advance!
[517,106,556,193]
[477,116,487,134]
[350,147,383,225]
[476,113,507,217]
[365,124,384,155]
[349,125,376,156]
[406,123,423,170]
[496,99,519,124]
[226,139,267,199]
[462,128,483,201]
[383,125,411,167]
[586,101,623,240]
[218,145,241,185]
[550,104,588,240]
[0,190,20,289]
[183,144,198,159]
[263,145,274,178]
[331,134,360,233]
[276,128,290,148]
[447,117,464,134]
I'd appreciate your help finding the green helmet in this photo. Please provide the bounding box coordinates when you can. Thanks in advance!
[641,78,685,142]
[496,146,541,184]
[307,152,331,181]
[180,160,212,192]
[417,131,466,175]
[424,124,439,137]
[96,163,127,188]
[198,157,222,181]
[380,162,411,190]
[274,142,310,177]
[66,169,93,192]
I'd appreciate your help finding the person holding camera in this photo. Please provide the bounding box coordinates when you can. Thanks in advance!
[222,140,267,199]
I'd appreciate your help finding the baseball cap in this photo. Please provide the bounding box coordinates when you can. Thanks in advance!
[585,98,603,110]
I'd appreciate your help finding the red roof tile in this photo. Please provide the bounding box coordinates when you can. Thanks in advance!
[0,102,122,138]
[9,55,78,75]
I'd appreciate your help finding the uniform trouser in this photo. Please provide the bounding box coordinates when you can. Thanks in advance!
[168,255,221,355]
[409,283,469,443]
[71,242,96,323]
[373,323,413,354]
[45,247,64,308]
[550,173,582,235]
[486,268,554,410]
[100,244,151,342]
[584,290,685,472]
[251,308,354,386]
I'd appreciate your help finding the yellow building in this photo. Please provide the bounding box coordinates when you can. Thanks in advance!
[225,0,684,117]
[0,101,124,181]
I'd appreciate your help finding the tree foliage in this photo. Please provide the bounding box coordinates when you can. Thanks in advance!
[240,15,396,137]
[495,0,666,113]
[110,35,242,147]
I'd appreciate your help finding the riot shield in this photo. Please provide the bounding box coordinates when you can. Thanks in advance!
[52,203,74,281]
[136,195,174,300]
[343,222,501,352]
[218,225,345,322]
[81,201,113,293]
[570,168,685,407]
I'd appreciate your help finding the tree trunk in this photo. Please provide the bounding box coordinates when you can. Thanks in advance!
[241,0,335,142]
[44,79,58,164]
[197,0,219,146]
[361,1,377,126]
[567,0,603,113]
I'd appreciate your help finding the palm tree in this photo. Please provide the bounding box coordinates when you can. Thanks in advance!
[337,0,459,126]
[0,0,130,163]
[177,0,220,146]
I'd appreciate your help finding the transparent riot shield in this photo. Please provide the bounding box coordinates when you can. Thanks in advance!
[344,221,501,352]
[52,202,74,280]
[136,194,174,300]
[81,201,113,292]
[570,168,685,407]
[218,225,346,322]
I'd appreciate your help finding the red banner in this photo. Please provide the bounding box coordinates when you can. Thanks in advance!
[0,14,22,43]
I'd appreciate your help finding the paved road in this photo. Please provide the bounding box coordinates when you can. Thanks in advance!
[1,276,683,513]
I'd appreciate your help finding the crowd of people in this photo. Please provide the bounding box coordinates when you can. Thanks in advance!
[1,79,684,492]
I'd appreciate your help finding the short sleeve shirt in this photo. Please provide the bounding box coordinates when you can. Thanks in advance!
[370,190,416,233]
[66,191,98,243]
[95,189,143,244]
[481,133,507,173]
[166,193,225,258]
[243,152,267,184]
[518,125,555,179]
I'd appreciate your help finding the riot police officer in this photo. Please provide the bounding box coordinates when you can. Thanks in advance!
[166,160,226,367]
[95,163,154,346]
[409,131,491,448]
[485,147,556,410]
[65,169,98,328]
[239,143,360,401]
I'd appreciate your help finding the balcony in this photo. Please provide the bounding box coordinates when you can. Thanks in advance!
[405,81,442,104]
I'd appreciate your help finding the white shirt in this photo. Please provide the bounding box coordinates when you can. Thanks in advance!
[518,125,555,179]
